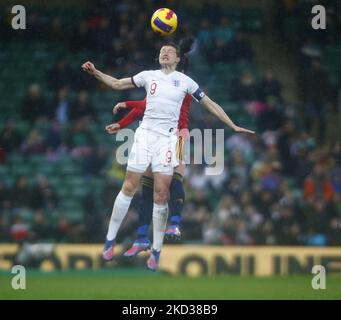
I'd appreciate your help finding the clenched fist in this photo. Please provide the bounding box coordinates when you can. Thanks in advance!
[105,123,121,134]
[81,61,96,75]
[113,102,127,114]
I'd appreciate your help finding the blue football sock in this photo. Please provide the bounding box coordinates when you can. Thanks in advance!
[137,224,149,240]
[170,215,182,227]
[137,176,154,239]
[169,173,185,226]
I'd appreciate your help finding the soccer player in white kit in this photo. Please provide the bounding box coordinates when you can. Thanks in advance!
[81,43,254,271]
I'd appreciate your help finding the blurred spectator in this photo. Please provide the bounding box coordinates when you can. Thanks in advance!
[207,38,229,64]
[21,128,46,155]
[226,31,254,63]
[273,203,301,245]
[244,205,263,231]
[182,205,210,240]
[0,119,22,154]
[54,216,72,242]
[301,198,329,246]
[187,166,209,191]
[327,217,341,246]
[203,218,222,244]
[298,38,322,75]
[24,12,44,42]
[21,84,48,124]
[330,166,341,195]
[70,20,91,52]
[256,99,285,132]
[188,189,212,213]
[11,176,33,209]
[0,215,8,241]
[47,59,74,90]
[252,185,275,219]
[303,164,334,202]
[231,72,260,103]
[0,180,11,211]
[0,147,4,164]
[197,18,214,50]
[255,220,276,245]
[260,161,283,193]
[228,150,249,187]
[9,217,30,242]
[31,211,51,240]
[259,70,282,101]
[83,192,104,243]
[302,59,334,143]
[331,141,341,166]
[70,91,96,122]
[216,195,241,222]
[213,16,235,43]
[48,17,65,43]
[31,175,59,211]
[49,87,71,125]
[235,221,254,245]
[91,17,113,52]
[83,146,107,176]
[46,120,64,152]
[225,133,254,159]
[225,174,244,198]
[276,120,297,175]
[292,146,313,186]
[66,118,94,157]
[201,0,221,23]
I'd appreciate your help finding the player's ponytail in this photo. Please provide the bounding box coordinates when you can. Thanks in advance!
[178,37,195,74]
[179,37,195,56]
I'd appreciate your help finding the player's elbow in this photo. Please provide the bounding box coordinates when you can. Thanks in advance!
[111,79,121,90]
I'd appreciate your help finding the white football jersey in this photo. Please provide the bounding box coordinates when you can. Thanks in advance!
[132,70,204,136]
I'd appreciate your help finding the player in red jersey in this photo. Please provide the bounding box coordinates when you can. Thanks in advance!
[106,93,191,256]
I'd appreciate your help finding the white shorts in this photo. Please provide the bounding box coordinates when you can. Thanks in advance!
[127,127,179,176]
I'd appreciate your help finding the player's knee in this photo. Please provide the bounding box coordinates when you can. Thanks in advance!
[122,179,138,196]
[154,188,168,205]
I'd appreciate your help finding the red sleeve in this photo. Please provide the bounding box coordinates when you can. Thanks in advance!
[117,98,146,128]
[178,94,192,130]
[125,98,147,111]
[118,108,144,129]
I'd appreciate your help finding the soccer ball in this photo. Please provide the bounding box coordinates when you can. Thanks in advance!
[150,8,178,36]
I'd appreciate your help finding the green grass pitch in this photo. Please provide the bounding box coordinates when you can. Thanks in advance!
[0,269,340,299]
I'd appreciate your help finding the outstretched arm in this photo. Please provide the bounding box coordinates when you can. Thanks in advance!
[200,95,255,134]
[118,108,144,129]
[112,100,147,114]
[106,108,144,134]
[105,100,146,134]
[81,61,134,90]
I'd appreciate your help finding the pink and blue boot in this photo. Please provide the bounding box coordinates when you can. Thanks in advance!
[147,249,160,271]
[102,239,115,261]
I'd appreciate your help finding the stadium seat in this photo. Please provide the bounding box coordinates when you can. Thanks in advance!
[0,164,10,176]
